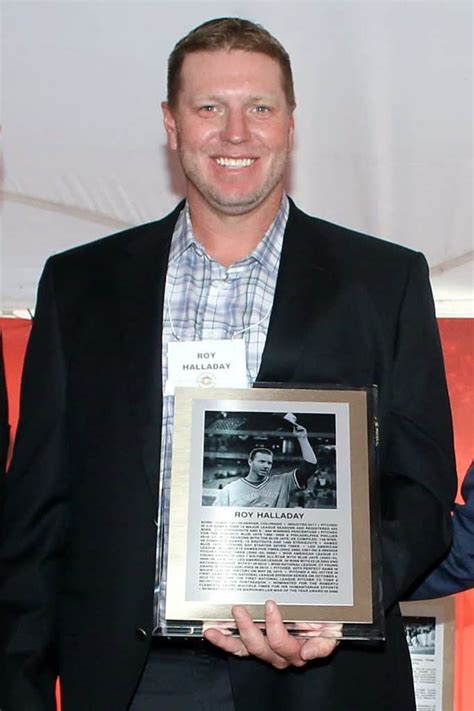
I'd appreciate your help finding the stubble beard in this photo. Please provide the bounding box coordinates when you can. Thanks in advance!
[177,144,290,216]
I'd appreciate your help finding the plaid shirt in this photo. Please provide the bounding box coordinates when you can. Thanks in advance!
[153,195,289,632]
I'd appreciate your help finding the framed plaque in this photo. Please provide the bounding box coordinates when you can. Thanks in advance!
[159,385,383,640]
[400,598,455,711]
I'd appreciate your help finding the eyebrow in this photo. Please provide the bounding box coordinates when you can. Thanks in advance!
[193,93,278,103]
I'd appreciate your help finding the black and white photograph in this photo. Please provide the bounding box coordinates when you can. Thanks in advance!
[404,616,436,656]
[201,410,337,508]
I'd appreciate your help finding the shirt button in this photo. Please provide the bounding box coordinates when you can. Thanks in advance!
[212,279,229,289]
[136,627,148,641]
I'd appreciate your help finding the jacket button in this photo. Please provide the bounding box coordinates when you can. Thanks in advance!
[136,627,148,641]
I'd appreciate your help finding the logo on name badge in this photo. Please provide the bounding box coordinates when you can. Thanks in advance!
[198,373,216,388]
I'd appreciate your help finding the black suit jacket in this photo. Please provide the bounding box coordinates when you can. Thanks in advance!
[0,201,456,710]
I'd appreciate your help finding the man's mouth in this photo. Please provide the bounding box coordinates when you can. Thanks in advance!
[214,157,256,168]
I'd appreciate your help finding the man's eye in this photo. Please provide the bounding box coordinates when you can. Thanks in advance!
[199,105,217,113]
[254,105,271,113]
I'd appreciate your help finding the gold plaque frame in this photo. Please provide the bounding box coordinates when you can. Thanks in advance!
[164,386,382,639]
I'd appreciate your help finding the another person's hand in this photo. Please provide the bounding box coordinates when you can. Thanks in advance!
[204,600,340,669]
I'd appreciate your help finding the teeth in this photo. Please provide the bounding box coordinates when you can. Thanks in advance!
[215,157,254,168]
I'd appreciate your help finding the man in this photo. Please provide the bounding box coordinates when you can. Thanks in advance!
[213,424,317,507]
[0,17,456,711]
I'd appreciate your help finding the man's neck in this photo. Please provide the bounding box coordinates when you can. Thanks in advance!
[186,189,284,267]
[245,471,268,484]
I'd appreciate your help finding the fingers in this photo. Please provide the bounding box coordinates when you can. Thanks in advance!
[300,636,339,661]
[287,622,327,637]
[298,622,341,661]
[264,600,307,667]
[289,622,343,639]
[232,604,293,669]
[203,627,249,658]
[202,620,234,636]
[204,606,285,666]
[204,602,340,669]
[204,605,295,669]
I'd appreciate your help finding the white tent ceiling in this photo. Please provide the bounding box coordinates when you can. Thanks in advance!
[1,0,472,316]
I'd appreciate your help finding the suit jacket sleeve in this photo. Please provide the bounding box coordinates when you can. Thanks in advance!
[379,252,456,610]
[0,261,67,710]
[409,463,474,599]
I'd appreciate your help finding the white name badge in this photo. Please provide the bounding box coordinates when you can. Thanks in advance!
[165,339,248,395]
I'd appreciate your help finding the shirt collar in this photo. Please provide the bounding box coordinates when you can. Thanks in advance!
[168,194,289,275]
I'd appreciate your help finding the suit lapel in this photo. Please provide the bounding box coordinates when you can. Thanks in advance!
[257,200,339,384]
[115,205,182,502]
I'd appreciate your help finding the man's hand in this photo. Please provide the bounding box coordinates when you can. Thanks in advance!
[294,423,317,466]
[293,423,308,439]
[203,600,339,670]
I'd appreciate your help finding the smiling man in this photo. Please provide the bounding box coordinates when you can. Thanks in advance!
[0,17,456,711]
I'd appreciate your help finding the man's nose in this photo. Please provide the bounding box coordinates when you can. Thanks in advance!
[220,108,250,144]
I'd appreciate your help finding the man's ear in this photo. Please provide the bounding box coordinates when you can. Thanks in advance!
[162,101,178,151]
[287,111,295,152]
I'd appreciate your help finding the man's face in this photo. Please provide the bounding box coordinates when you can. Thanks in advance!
[162,49,294,217]
[249,452,273,478]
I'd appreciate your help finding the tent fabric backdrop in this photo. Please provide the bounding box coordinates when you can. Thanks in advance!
[1,0,472,315]
[0,316,473,710]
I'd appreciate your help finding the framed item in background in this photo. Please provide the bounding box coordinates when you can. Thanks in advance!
[401,597,455,711]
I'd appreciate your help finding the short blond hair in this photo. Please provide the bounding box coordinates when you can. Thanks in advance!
[167,17,296,110]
